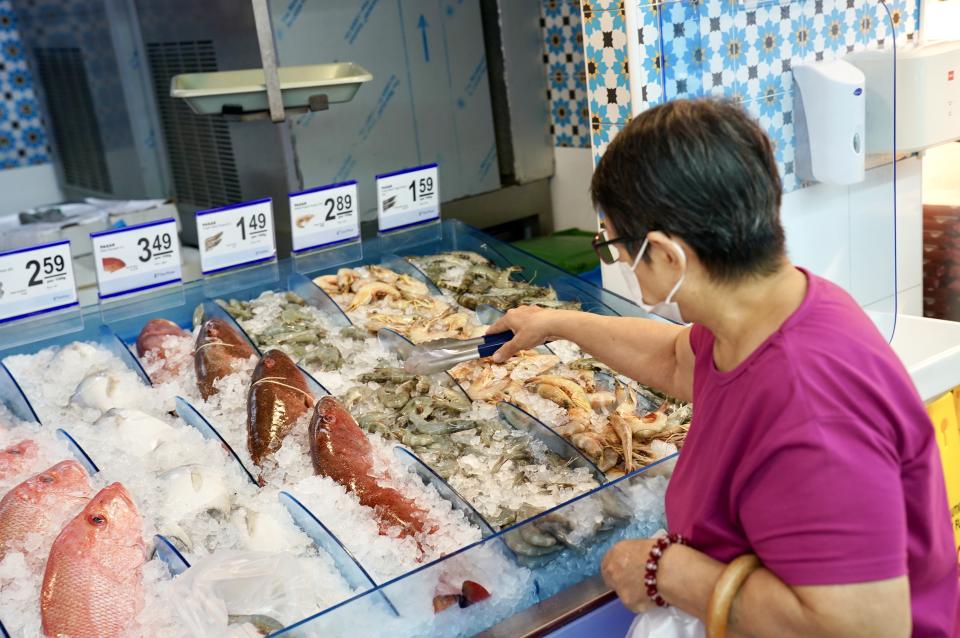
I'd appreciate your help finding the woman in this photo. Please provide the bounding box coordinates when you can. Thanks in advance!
[488,99,958,636]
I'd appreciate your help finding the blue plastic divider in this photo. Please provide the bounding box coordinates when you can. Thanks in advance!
[55,428,100,476]
[0,361,40,424]
[391,446,496,538]
[154,534,191,577]
[496,402,607,484]
[593,371,659,415]
[378,254,444,296]
[174,396,258,486]
[0,617,9,638]
[97,325,153,386]
[278,491,399,616]
[287,272,353,327]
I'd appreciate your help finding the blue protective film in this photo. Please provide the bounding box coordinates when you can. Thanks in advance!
[174,396,259,486]
[496,402,607,484]
[55,428,100,476]
[96,326,153,386]
[278,491,399,616]
[0,361,40,424]
[287,272,353,327]
[154,534,191,577]
[391,446,496,538]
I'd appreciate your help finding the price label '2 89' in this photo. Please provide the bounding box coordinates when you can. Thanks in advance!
[289,180,360,253]
[0,240,78,324]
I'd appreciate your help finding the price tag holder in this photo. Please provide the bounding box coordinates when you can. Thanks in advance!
[197,198,277,276]
[0,240,78,324]
[376,163,440,233]
[91,218,182,299]
[289,181,360,253]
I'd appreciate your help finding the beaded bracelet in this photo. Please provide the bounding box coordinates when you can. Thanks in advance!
[644,533,687,607]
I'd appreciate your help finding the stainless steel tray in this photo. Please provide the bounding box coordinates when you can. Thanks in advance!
[170,63,372,115]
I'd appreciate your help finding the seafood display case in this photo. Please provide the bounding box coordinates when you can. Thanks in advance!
[0,220,687,637]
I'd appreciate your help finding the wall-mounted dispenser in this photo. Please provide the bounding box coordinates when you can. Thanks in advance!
[847,41,960,154]
[793,60,866,185]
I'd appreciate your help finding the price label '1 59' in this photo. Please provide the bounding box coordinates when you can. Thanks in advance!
[197,198,277,275]
[0,240,78,324]
[376,163,440,233]
[289,180,360,253]
[91,218,182,299]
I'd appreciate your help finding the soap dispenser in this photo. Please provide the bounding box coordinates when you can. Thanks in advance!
[793,59,866,185]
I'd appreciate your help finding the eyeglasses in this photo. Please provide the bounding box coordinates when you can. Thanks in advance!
[592,228,639,265]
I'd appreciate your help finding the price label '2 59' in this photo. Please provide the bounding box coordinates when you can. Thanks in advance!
[197,198,277,275]
[91,218,182,299]
[0,240,78,324]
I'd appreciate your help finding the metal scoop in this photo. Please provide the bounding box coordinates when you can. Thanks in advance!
[403,331,515,375]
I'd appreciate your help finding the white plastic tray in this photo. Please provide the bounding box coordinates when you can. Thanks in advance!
[170,63,373,115]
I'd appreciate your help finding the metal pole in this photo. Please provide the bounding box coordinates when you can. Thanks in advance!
[251,0,285,122]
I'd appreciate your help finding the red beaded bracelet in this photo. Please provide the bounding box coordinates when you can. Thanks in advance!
[644,533,687,607]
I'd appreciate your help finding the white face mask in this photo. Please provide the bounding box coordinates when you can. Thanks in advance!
[616,237,688,324]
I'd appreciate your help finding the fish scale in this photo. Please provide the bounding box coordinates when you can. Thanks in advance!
[40,483,145,638]
[247,349,315,471]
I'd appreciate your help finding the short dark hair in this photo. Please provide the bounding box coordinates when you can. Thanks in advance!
[590,98,786,281]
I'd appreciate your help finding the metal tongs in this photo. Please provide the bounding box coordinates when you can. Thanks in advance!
[403,331,515,375]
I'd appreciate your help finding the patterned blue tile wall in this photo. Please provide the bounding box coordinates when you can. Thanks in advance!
[0,0,48,170]
[541,0,592,148]
[581,0,921,192]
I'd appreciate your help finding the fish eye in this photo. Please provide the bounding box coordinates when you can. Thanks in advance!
[39,475,53,483]
[88,514,107,526]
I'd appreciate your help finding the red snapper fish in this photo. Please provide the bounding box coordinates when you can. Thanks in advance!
[136,318,191,382]
[195,317,255,399]
[40,482,145,638]
[247,349,314,471]
[0,460,91,559]
[309,396,432,538]
[0,439,39,481]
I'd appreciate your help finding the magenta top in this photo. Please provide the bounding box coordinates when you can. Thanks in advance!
[665,270,958,637]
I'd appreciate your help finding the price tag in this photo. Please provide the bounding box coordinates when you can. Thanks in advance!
[376,163,440,233]
[0,240,78,324]
[289,181,360,253]
[197,198,276,275]
[91,218,182,299]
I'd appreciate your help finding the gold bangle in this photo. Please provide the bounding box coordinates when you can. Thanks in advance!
[706,554,762,638]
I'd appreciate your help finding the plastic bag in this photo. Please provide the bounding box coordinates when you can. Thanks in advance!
[627,606,706,638]
[173,550,325,637]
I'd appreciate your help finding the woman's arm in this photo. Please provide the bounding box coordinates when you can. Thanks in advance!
[487,307,695,402]
[603,540,911,638]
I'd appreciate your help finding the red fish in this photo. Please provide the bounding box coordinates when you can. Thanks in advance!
[137,319,191,382]
[195,317,255,399]
[101,257,126,273]
[309,396,432,538]
[41,482,145,638]
[0,439,38,481]
[247,349,314,470]
[0,460,91,559]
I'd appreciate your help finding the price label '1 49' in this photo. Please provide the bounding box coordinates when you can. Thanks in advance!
[91,218,182,299]
[197,198,277,275]
[289,180,360,253]
[0,240,78,324]
[376,163,440,233]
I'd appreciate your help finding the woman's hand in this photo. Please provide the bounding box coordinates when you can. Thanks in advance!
[485,306,570,363]
[601,539,658,613]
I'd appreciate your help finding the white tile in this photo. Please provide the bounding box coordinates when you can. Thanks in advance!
[895,157,923,292]
[849,162,898,306]
[782,179,852,292]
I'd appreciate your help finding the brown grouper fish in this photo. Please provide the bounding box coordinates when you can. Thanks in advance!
[247,349,315,471]
[40,482,145,638]
[195,317,255,399]
[0,460,91,559]
[309,396,433,539]
[136,318,191,382]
